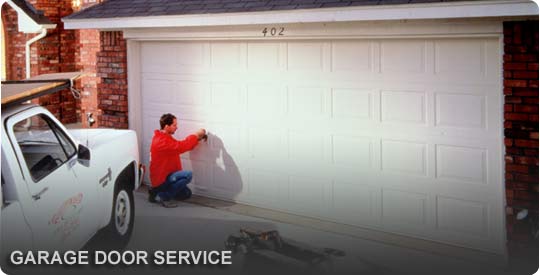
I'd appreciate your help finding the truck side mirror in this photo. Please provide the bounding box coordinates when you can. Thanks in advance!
[77,144,91,166]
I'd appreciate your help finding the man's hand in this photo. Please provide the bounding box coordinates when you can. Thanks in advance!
[195,129,207,141]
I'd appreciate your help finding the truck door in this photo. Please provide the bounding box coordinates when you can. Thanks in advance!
[6,112,92,251]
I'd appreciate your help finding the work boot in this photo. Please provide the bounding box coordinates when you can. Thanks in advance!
[175,187,192,201]
[160,200,178,208]
[148,188,157,203]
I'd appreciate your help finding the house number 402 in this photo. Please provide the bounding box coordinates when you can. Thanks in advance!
[262,27,284,37]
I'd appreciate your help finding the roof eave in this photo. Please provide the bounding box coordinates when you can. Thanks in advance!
[62,0,539,30]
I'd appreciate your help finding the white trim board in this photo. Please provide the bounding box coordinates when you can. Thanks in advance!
[63,0,538,30]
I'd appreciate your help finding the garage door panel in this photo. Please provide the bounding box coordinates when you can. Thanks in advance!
[141,42,178,73]
[332,135,373,169]
[331,88,374,119]
[381,90,427,125]
[288,131,328,164]
[248,127,287,160]
[247,84,286,117]
[332,182,382,226]
[435,93,487,129]
[288,176,327,217]
[435,39,486,78]
[436,145,487,185]
[381,140,428,176]
[287,86,329,119]
[436,196,489,237]
[381,40,427,74]
[382,189,428,227]
[247,169,289,207]
[247,42,281,70]
[175,81,209,106]
[287,42,325,72]
[331,41,373,73]
[140,36,504,253]
[211,42,245,70]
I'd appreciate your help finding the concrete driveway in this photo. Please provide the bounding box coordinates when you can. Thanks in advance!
[123,190,527,275]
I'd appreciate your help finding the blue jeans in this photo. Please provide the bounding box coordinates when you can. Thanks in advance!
[155,170,192,201]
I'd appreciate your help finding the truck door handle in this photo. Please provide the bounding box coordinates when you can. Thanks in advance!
[32,187,49,200]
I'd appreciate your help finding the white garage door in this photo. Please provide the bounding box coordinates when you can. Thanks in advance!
[139,36,504,253]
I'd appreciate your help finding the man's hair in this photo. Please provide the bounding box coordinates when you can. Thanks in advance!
[160,113,176,129]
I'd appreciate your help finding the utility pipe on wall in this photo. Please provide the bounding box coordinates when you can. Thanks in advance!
[25,28,47,79]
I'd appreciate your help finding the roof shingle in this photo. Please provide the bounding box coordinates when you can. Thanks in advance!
[65,0,471,20]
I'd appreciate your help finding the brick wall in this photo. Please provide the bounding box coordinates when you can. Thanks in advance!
[2,4,26,80]
[503,21,539,243]
[97,31,128,129]
[2,1,78,124]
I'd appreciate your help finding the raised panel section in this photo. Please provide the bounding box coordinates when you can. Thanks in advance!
[289,176,325,216]
[210,125,242,152]
[247,84,283,116]
[333,135,372,168]
[287,42,323,71]
[248,43,280,70]
[141,43,176,73]
[381,140,427,176]
[381,40,425,73]
[288,87,326,117]
[142,79,175,103]
[383,190,426,226]
[212,164,243,193]
[289,132,324,162]
[436,145,486,184]
[331,41,371,72]
[176,43,205,68]
[211,42,243,69]
[210,83,243,116]
[435,40,485,76]
[248,170,287,203]
[333,182,380,224]
[249,128,285,159]
[381,91,426,124]
[175,81,208,106]
[435,94,486,129]
[332,89,372,119]
[437,196,488,237]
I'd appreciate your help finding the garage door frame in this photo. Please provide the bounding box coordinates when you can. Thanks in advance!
[126,19,506,255]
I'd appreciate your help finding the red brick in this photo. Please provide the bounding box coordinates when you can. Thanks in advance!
[505,113,529,121]
[515,139,539,148]
[505,96,522,104]
[512,54,538,62]
[523,98,538,104]
[530,132,539,140]
[507,164,531,173]
[514,156,539,166]
[514,105,539,113]
[524,149,539,156]
[504,104,514,112]
[513,71,539,79]
[514,190,536,201]
[505,138,514,147]
[515,174,539,183]
[528,63,539,70]
[505,80,529,87]
[504,62,528,70]
[505,156,514,163]
[529,80,539,88]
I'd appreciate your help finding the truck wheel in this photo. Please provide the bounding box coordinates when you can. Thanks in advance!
[107,184,134,248]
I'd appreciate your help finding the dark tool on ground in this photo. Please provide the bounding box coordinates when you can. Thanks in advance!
[225,228,345,271]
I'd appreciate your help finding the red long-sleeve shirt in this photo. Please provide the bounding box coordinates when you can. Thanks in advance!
[149,130,199,187]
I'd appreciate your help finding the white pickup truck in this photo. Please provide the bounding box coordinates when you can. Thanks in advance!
[1,72,142,253]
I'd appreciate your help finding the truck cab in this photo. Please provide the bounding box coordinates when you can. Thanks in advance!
[1,72,142,254]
